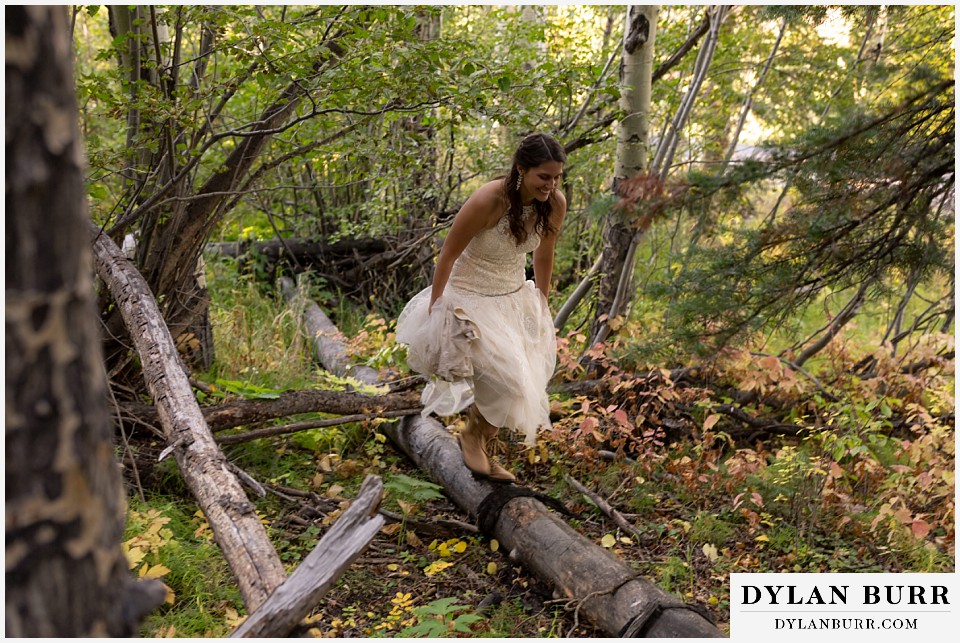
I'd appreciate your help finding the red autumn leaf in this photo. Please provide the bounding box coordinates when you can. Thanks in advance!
[911,519,931,539]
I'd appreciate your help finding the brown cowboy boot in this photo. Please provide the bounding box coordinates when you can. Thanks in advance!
[481,424,517,483]
[457,413,491,478]
[460,406,515,483]
[470,406,517,482]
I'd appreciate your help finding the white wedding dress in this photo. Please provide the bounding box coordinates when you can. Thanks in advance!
[396,205,556,445]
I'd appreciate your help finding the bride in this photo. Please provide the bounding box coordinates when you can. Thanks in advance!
[396,132,567,482]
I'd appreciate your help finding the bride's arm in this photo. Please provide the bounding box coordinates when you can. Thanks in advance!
[533,190,567,299]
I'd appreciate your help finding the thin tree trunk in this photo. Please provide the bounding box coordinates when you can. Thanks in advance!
[719,16,787,173]
[554,253,602,332]
[591,5,659,346]
[792,281,870,368]
[652,5,729,180]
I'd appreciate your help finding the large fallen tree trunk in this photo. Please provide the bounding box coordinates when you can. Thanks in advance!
[90,225,383,634]
[382,417,723,638]
[90,223,287,610]
[206,237,388,263]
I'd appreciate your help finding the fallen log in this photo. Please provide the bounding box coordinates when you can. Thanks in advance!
[215,408,422,446]
[119,387,421,433]
[90,225,383,633]
[279,275,380,383]
[382,416,723,637]
[90,223,286,610]
[230,475,385,638]
[206,237,388,262]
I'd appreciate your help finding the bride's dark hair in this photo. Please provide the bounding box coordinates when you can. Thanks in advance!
[500,132,566,245]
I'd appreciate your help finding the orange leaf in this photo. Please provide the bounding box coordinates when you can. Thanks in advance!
[894,507,913,524]
[760,355,781,371]
[911,520,931,539]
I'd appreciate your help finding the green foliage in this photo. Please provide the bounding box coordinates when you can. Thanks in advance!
[648,78,954,355]
[398,597,483,637]
[384,473,445,506]
[690,511,737,548]
[124,498,243,637]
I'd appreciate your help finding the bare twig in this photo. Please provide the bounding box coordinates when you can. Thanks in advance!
[563,474,647,545]
[215,408,423,446]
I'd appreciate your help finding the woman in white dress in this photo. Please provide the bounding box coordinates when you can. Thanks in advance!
[396,133,567,482]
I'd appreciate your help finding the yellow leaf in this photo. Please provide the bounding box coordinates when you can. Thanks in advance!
[126,547,146,569]
[387,564,400,571]
[600,534,616,548]
[486,562,498,575]
[145,564,171,579]
[381,523,403,536]
[397,499,418,516]
[162,582,175,605]
[490,539,500,552]
[702,543,719,563]
[755,535,769,542]
[454,541,467,553]
[423,560,453,577]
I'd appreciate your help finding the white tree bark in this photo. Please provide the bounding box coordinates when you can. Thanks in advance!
[614,5,659,185]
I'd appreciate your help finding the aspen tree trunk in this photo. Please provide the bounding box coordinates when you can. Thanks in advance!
[5,6,165,635]
[591,6,658,346]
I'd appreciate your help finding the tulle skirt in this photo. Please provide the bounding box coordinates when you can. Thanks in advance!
[395,280,556,445]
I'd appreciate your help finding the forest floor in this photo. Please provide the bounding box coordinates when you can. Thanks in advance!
[122,375,953,638]
[125,423,729,638]
[119,270,954,638]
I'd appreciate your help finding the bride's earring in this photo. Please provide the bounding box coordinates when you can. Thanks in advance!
[515,172,523,191]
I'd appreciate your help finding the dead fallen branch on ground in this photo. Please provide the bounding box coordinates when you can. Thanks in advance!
[118,386,421,433]
[230,475,385,638]
[91,225,383,634]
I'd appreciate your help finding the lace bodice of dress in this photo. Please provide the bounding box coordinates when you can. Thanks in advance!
[448,205,541,296]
